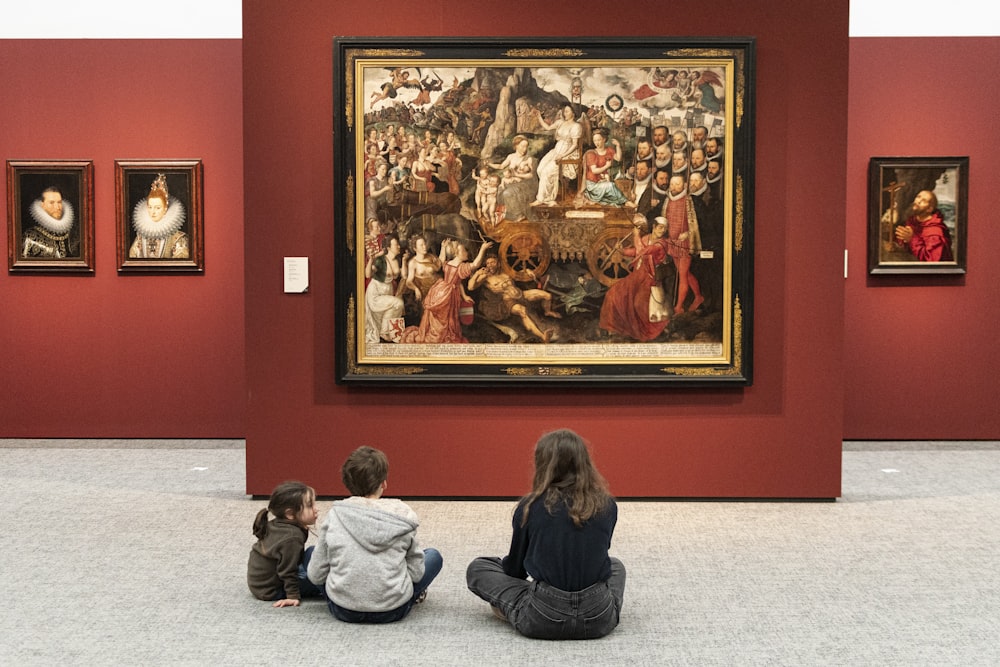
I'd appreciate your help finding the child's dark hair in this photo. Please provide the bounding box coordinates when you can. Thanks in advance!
[252,480,314,539]
[341,446,389,497]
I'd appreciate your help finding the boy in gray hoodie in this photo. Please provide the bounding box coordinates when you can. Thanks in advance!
[307,446,442,623]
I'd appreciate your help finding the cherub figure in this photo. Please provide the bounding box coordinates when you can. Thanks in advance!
[473,166,500,223]
[502,160,533,186]
[370,67,419,109]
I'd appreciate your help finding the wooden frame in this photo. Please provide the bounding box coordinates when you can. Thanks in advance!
[115,159,204,273]
[867,156,968,275]
[334,37,755,385]
[6,160,94,273]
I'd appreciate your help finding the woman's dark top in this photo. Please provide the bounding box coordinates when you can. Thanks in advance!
[501,494,616,592]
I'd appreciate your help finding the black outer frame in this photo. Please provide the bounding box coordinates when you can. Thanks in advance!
[334,36,755,386]
[6,159,95,274]
[866,156,968,276]
[114,159,205,274]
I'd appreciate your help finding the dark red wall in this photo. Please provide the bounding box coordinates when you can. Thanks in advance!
[3,22,992,491]
[243,0,848,497]
[0,40,245,437]
[844,37,1000,440]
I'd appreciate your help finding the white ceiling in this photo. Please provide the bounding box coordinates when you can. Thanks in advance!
[0,0,995,38]
[0,0,242,39]
[849,0,999,37]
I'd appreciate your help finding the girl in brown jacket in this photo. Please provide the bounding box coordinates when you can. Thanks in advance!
[247,481,324,607]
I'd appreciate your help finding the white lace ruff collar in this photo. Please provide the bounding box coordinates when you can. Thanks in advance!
[29,199,75,235]
[132,197,186,240]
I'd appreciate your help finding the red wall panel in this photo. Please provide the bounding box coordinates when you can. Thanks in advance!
[844,37,1000,439]
[244,0,848,497]
[0,40,246,437]
[3,21,990,488]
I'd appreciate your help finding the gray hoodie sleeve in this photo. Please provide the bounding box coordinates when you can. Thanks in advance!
[307,517,331,586]
[405,531,425,582]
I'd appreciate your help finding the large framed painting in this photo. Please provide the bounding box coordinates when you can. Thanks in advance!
[867,156,968,275]
[114,159,204,273]
[334,37,755,385]
[6,160,94,273]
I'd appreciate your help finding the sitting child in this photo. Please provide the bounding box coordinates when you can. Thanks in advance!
[247,480,325,607]
[307,446,443,623]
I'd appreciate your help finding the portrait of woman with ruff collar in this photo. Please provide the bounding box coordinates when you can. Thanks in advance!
[115,160,204,273]
[129,173,189,259]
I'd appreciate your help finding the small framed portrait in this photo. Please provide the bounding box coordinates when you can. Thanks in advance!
[6,160,95,273]
[115,159,204,273]
[867,156,968,275]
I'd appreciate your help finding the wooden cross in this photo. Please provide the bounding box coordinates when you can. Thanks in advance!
[882,180,905,247]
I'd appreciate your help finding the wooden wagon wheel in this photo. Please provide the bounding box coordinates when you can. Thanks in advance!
[499,230,550,282]
[588,227,635,287]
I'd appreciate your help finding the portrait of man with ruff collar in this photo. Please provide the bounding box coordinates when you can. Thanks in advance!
[115,160,204,273]
[6,160,94,273]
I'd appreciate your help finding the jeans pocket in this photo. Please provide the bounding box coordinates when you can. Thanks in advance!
[514,599,567,639]
[580,596,618,639]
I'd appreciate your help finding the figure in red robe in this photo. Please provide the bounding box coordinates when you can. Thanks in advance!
[894,189,954,261]
[599,217,672,341]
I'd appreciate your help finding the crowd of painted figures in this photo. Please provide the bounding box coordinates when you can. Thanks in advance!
[360,89,728,347]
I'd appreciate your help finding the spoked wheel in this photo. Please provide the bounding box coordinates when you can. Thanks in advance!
[499,230,550,282]
[588,227,635,287]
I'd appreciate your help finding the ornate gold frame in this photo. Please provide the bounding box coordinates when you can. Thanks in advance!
[335,37,755,385]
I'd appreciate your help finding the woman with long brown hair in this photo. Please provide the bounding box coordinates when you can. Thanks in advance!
[466,429,625,639]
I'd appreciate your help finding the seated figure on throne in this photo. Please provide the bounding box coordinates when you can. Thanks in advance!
[582,128,628,207]
[531,104,584,207]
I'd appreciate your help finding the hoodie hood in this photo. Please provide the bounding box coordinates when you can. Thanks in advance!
[328,497,419,554]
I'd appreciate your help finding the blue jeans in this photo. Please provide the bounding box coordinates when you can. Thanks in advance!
[466,556,626,639]
[326,548,443,623]
[274,546,326,600]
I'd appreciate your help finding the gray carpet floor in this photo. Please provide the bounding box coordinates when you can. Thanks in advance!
[1,440,997,666]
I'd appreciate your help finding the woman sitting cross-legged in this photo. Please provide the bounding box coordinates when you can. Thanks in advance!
[466,428,626,639]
